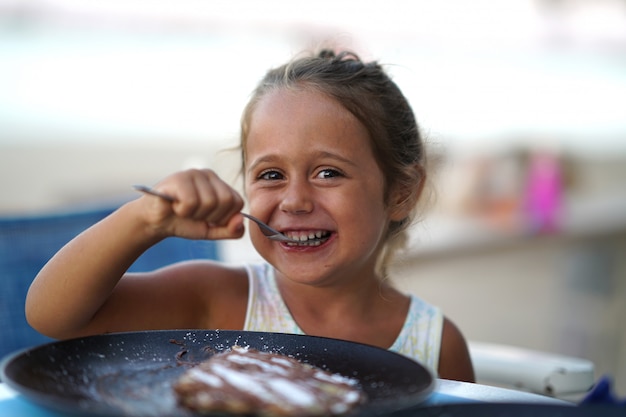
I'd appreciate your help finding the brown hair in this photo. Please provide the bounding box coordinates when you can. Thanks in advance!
[240,49,427,274]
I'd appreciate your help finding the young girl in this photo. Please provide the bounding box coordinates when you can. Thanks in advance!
[26,50,475,382]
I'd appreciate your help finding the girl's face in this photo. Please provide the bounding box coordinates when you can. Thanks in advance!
[244,88,404,285]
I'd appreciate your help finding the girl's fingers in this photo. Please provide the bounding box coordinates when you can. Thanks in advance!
[203,214,246,240]
[190,170,243,225]
[150,169,244,239]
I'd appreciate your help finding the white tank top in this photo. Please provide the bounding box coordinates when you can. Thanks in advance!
[243,262,443,374]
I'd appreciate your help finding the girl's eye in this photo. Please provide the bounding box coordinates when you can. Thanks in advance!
[317,168,343,179]
[259,170,284,181]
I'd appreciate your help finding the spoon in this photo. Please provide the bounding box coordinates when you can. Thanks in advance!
[132,185,300,243]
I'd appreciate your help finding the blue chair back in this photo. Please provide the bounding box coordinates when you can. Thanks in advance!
[0,206,218,360]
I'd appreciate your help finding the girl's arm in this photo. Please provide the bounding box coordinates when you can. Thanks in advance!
[25,169,245,339]
[438,317,476,382]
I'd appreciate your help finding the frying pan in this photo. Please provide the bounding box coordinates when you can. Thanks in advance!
[1,330,434,417]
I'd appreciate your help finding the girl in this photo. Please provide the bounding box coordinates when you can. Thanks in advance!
[26,50,474,382]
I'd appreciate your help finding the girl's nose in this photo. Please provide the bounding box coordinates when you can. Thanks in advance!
[278,180,314,214]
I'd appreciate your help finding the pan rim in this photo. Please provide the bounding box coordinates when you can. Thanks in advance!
[1,329,435,417]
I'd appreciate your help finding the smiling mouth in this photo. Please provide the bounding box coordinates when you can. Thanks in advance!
[284,230,332,247]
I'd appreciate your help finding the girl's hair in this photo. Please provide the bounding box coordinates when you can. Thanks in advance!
[240,49,427,275]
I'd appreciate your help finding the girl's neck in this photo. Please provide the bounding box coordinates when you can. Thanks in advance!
[275,273,410,348]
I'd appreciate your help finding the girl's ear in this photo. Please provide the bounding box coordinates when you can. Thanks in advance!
[388,165,426,222]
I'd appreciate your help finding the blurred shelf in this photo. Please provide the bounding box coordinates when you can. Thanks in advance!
[401,192,626,260]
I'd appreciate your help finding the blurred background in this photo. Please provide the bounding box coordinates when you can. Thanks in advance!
[1,0,625,395]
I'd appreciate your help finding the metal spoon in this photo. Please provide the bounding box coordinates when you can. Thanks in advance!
[132,185,300,243]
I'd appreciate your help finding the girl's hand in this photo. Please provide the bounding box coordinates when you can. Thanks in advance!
[137,169,245,241]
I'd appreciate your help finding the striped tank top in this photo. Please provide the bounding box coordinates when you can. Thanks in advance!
[243,262,443,374]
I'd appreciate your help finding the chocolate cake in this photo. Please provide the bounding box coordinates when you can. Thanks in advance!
[173,345,365,416]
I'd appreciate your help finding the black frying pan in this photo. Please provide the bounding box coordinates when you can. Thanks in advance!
[0,330,434,417]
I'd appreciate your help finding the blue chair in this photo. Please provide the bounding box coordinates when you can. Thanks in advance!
[0,206,218,360]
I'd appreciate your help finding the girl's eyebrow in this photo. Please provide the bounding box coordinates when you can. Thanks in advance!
[247,151,358,172]
[316,151,358,167]
[246,155,279,173]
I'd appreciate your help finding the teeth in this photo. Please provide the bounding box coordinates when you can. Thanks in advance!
[287,240,322,247]
[285,231,330,246]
